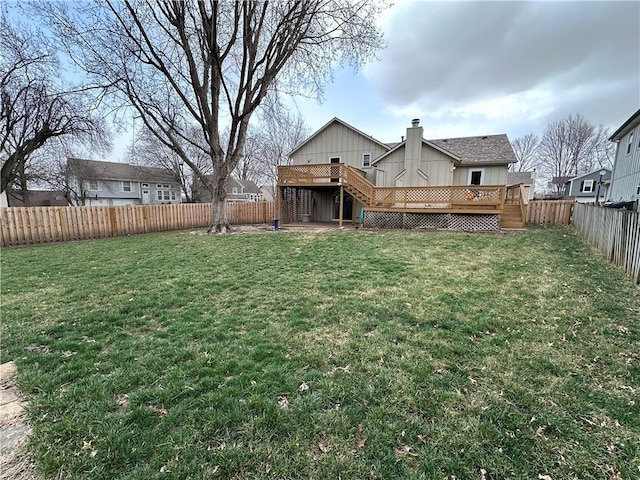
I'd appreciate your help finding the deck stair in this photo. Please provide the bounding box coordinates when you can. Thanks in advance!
[500,184,528,229]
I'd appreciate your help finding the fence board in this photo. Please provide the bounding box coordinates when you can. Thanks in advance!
[0,201,276,247]
[572,203,640,285]
[526,199,575,225]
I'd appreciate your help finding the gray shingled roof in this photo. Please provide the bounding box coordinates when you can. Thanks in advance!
[428,134,517,165]
[68,158,176,183]
[507,171,535,186]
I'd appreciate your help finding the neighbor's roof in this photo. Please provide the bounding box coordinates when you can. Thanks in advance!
[609,108,640,142]
[567,168,612,182]
[429,134,517,165]
[68,158,176,183]
[229,177,260,194]
[288,117,391,157]
[507,171,536,186]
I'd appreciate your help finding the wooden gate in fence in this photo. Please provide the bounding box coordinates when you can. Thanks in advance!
[0,202,276,247]
[526,199,575,225]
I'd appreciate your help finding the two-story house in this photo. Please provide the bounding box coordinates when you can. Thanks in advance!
[607,109,640,210]
[564,169,612,203]
[67,158,181,206]
[278,118,522,230]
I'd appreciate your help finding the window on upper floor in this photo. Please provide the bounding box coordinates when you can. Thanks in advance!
[122,181,132,192]
[468,169,484,185]
[232,187,238,194]
[627,130,634,154]
[580,180,594,193]
[362,153,371,168]
[87,180,98,191]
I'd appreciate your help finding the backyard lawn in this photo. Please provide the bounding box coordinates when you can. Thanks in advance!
[1,225,638,479]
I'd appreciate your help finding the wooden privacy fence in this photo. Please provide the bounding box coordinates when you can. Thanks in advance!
[571,203,640,285]
[526,199,575,225]
[0,201,276,247]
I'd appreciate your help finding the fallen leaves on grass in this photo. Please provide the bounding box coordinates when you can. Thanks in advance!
[277,396,289,409]
[318,442,331,453]
[395,445,416,458]
[298,381,309,394]
[149,405,167,415]
[355,438,366,449]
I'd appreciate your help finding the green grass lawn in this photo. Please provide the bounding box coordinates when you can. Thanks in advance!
[1,225,638,479]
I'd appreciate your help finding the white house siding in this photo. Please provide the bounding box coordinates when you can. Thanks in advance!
[608,124,640,204]
[420,144,455,186]
[374,149,405,187]
[453,165,508,186]
[290,122,387,183]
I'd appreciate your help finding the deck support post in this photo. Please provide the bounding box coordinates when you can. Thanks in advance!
[276,184,281,225]
[338,185,344,228]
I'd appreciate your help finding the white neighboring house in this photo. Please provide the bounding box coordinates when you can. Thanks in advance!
[565,168,612,203]
[67,158,181,206]
[607,108,640,210]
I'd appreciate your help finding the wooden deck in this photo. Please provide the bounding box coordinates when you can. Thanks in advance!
[278,164,506,214]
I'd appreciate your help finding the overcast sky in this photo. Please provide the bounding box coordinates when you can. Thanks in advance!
[290,0,640,144]
[108,0,639,160]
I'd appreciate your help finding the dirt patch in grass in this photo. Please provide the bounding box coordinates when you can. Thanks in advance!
[0,362,38,480]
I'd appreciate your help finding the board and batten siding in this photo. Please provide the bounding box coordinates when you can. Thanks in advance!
[608,123,640,204]
[290,122,387,183]
[452,165,508,187]
[374,143,456,187]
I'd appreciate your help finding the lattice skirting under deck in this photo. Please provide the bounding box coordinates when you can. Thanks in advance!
[363,211,500,231]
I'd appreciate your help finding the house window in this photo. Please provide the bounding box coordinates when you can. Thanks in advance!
[362,153,371,168]
[232,187,238,194]
[122,181,132,192]
[628,131,634,155]
[468,169,484,185]
[142,183,149,188]
[580,180,594,193]
[87,180,98,191]
[156,185,176,202]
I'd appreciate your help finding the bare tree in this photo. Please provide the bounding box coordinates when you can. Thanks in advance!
[0,14,106,198]
[131,124,211,203]
[538,114,613,194]
[40,1,385,232]
[232,105,309,194]
[509,133,539,172]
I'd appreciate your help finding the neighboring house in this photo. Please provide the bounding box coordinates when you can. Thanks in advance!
[607,108,640,210]
[507,171,537,200]
[564,169,612,203]
[67,158,181,206]
[284,117,517,224]
[260,185,275,202]
[6,189,68,207]
[194,176,263,203]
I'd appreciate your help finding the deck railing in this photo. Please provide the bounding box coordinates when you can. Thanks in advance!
[278,164,505,213]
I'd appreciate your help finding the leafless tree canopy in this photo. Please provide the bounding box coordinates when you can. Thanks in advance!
[537,114,614,194]
[41,0,385,232]
[234,105,310,192]
[0,14,105,197]
[509,133,539,173]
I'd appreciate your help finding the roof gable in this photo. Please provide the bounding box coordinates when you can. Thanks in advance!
[288,117,390,156]
[371,138,461,166]
[567,168,612,182]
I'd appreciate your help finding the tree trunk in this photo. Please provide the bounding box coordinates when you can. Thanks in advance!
[206,170,232,234]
